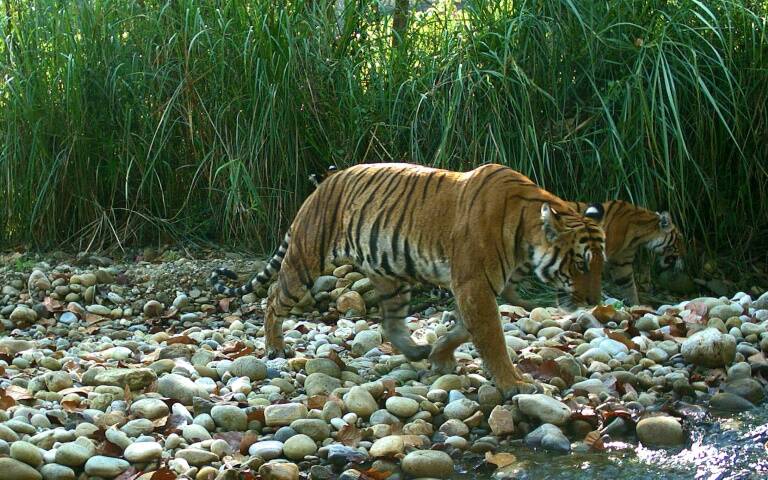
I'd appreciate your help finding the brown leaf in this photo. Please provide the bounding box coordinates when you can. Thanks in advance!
[85,312,110,326]
[592,305,617,323]
[150,468,177,480]
[57,386,93,396]
[685,301,708,317]
[0,389,17,409]
[4,385,33,400]
[98,439,125,457]
[327,349,346,370]
[167,335,196,345]
[378,342,394,355]
[163,414,189,436]
[584,430,606,451]
[604,329,639,351]
[246,407,265,425]
[381,379,397,400]
[43,297,65,312]
[61,399,82,412]
[307,395,328,410]
[114,467,143,480]
[214,432,243,452]
[359,468,392,480]
[218,298,232,313]
[239,431,259,455]
[485,451,517,469]
[337,424,363,446]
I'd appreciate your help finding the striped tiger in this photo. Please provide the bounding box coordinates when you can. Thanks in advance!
[211,163,605,394]
[569,200,684,305]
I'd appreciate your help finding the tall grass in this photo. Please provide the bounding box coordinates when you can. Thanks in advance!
[0,0,766,262]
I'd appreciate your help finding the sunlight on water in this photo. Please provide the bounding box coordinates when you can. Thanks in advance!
[457,405,768,480]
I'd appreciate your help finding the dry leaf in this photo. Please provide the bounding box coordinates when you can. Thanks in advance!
[359,468,392,480]
[163,414,189,435]
[307,395,328,410]
[167,335,196,345]
[61,399,82,412]
[240,431,259,455]
[381,378,397,400]
[150,468,177,480]
[0,389,17,409]
[246,407,265,425]
[592,305,617,323]
[214,432,243,452]
[485,451,517,469]
[98,439,125,457]
[218,298,232,313]
[43,297,65,312]
[584,430,606,451]
[4,385,33,400]
[114,467,143,480]
[337,424,363,446]
[604,329,639,351]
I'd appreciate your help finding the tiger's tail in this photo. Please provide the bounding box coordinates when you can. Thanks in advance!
[210,233,290,296]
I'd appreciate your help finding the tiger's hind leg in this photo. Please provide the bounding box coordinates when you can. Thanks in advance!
[370,277,432,361]
[428,310,470,374]
[264,258,313,359]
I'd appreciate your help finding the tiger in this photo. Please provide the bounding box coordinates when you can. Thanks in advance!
[211,163,606,395]
[568,200,684,305]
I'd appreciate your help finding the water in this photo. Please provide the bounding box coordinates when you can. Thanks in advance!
[456,404,768,480]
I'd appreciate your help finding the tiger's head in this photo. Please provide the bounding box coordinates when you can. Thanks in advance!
[535,202,606,307]
[648,211,685,271]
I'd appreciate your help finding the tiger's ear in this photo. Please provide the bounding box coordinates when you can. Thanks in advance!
[584,203,605,222]
[541,203,562,242]
[657,211,673,231]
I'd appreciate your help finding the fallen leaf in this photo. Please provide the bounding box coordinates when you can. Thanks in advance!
[246,407,265,425]
[359,468,392,480]
[4,385,33,400]
[43,297,65,312]
[114,467,143,480]
[163,414,189,436]
[61,399,82,412]
[381,378,397,400]
[0,389,17,409]
[218,298,232,313]
[214,432,243,452]
[337,424,363,446]
[604,329,639,351]
[167,335,196,345]
[584,430,606,451]
[485,451,517,469]
[307,395,328,410]
[150,468,177,480]
[240,431,259,455]
[593,305,617,323]
[98,439,124,457]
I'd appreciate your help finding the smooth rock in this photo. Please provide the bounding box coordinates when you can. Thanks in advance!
[516,394,572,426]
[681,328,736,367]
[124,441,163,462]
[265,403,308,427]
[401,450,454,477]
[636,416,685,447]
[84,456,130,477]
[283,434,317,460]
[158,373,209,404]
[0,457,42,480]
[343,386,378,418]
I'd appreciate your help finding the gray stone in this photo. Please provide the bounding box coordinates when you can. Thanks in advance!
[229,356,267,381]
[124,441,163,462]
[443,398,479,420]
[249,441,284,460]
[0,458,42,480]
[343,386,378,418]
[401,450,454,477]
[351,330,382,356]
[91,368,157,391]
[525,423,571,452]
[283,434,317,460]
[158,373,209,404]
[636,416,685,447]
[84,456,130,477]
[265,403,308,427]
[10,440,43,467]
[385,397,420,418]
[305,358,341,378]
[211,405,248,431]
[175,448,220,466]
[516,394,572,426]
[724,378,765,404]
[710,392,755,412]
[681,328,736,367]
[39,464,76,480]
[55,438,95,467]
[289,419,331,441]
[304,373,342,397]
[129,398,169,419]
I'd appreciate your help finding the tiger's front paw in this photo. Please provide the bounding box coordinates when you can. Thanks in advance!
[266,345,292,360]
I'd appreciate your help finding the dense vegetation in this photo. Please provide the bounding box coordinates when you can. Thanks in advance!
[1,0,767,264]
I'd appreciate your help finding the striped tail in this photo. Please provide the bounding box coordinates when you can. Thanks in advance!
[210,233,290,296]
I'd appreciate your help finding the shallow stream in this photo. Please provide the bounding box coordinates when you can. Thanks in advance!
[456,404,768,480]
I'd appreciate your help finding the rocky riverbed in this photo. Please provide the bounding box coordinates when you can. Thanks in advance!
[0,250,767,480]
